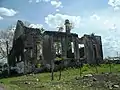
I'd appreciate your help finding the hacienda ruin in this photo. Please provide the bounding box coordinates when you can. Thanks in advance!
[8,19,103,74]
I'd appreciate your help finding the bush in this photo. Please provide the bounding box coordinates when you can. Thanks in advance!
[82,64,90,72]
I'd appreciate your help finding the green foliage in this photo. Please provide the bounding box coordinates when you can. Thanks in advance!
[82,64,90,72]
[55,57,63,61]
[1,64,120,90]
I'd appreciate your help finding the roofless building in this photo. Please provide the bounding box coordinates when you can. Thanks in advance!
[8,20,103,74]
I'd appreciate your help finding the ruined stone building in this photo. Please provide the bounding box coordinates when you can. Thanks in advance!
[42,19,103,66]
[8,20,43,73]
[8,19,103,74]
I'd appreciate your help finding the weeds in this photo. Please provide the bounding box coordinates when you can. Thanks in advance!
[1,64,120,90]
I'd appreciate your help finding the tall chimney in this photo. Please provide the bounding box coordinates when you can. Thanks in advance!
[64,19,71,34]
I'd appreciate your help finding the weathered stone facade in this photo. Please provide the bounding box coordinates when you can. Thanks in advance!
[8,20,42,73]
[79,34,103,65]
[8,19,103,74]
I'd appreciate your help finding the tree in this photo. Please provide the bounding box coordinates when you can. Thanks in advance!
[0,25,15,64]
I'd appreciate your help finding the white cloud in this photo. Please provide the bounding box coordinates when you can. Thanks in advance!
[45,13,81,29]
[114,6,120,11]
[29,0,50,3]
[108,0,120,10]
[50,0,62,8]
[36,0,40,3]
[82,13,120,57]
[28,0,62,11]
[56,9,60,12]
[103,20,109,25]
[0,7,18,16]
[43,0,50,2]
[103,20,117,31]
[28,23,43,29]
[45,12,120,57]
[110,24,117,30]
[102,35,120,57]
[90,14,100,20]
[0,16,3,20]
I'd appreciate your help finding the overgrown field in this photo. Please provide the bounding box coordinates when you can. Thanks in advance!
[1,64,120,90]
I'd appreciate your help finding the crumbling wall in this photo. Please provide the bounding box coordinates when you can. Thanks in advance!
[8,20,104,74]
[8,20,43,74]
[80,34,103,65]
[42,35,55,66]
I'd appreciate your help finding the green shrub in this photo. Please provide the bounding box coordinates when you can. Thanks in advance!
[82,64,90,72]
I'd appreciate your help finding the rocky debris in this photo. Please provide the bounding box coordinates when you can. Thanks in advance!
[75,76,81,80]
[105,81,113,90]
[84,74,93,77]
[9,73,120,90]
[0,87,4,90]
[73,73,120,90]
[29,73,35,76]
[92,77,97,81]
[36,78,39,82]
[0,85,4,90]
[34,82,38,85]
[112,84,119,88]
[109,86,113,90]
[24,81,31,85]
[83,74,97,82]
[106,83,119,90]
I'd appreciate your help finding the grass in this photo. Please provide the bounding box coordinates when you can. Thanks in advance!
[1,64,120,90]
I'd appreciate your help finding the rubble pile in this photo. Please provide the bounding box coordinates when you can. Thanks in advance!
[74,73,120,90]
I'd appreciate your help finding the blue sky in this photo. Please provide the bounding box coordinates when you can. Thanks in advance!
[0,0,109,29]
[0,0,120,57]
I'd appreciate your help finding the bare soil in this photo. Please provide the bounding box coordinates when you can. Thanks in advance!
[9,73,120,90]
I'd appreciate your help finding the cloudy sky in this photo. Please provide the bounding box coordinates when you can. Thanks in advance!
[0,0,120,57]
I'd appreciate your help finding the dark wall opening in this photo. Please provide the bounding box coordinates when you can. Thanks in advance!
[79,47,84,58]
[67,42,74,58]
[54,42,62,59]
[79,44,85,58]
[67,49,74,58]
[93,45,97,60]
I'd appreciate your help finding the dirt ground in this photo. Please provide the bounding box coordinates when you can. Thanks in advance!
[72,73,120,90]
[0,86,4,90]
[8,73,120,90]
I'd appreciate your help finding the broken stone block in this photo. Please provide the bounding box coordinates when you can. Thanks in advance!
[109,86,113,90]
[84,74,93,77]
[75,76,80,80]
[34,82,38,85]
[36,78,39,82]
[24,81,30,85]
[112,84,119,88]
[93,77,97,81]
